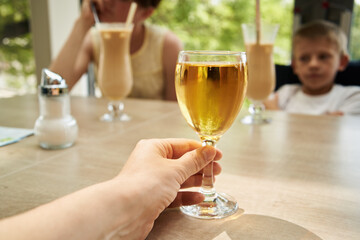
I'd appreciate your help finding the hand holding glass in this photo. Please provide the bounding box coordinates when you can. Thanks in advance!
[97,23,133,122]
[175,51,248,219]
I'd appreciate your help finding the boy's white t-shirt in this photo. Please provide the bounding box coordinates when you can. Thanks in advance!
[276,84,360,115]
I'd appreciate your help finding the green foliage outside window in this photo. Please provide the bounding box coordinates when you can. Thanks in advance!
[150,0,293,64]
[350,2,360,60]
[151,0,360,61]
[0,0,34,93]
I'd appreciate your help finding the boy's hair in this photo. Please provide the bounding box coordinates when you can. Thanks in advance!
[293,20,349,56]
[133,0,162,8]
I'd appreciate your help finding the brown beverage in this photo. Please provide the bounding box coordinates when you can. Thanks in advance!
[245,43,275,101]
[97,24,133,101]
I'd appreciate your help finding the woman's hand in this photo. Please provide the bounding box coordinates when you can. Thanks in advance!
[118,138,222,208]
[110,139,222,238]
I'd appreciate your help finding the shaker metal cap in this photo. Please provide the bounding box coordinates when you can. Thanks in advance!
[40,68,68,96]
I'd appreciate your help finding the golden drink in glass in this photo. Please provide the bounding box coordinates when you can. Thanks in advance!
[175,51,247,219]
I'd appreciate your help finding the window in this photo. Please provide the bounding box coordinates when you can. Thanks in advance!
[350,0,360,59]
[0,0,36,97]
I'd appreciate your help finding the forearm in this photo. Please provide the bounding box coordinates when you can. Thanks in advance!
[0,179,146,240]
[0,139,217,240]
[49,17,92,90]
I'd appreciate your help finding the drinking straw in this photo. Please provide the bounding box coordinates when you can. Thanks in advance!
[125,2,138,27]
[256,0,261,44]
[90,0,100,24]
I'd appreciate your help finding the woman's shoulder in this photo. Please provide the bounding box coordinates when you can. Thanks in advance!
[145,23,168,36]
[145,23,182,47]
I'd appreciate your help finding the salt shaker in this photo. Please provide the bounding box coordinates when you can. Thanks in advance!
[34,69,78,149]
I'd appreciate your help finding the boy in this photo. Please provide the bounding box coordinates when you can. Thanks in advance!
[50,0,182,101]
[264,20,360,115]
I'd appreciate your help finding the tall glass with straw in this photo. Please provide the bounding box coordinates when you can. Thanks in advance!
[241,0,279,125]
[96,2,137,122]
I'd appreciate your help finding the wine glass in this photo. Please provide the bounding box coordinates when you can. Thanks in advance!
[97,22,133,122]
[241,23,279,124]
[175,50,248,219]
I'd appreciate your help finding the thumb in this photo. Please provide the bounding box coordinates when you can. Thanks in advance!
[178,146,217,178]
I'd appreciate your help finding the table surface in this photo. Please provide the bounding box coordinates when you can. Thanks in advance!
[0,95,359,240]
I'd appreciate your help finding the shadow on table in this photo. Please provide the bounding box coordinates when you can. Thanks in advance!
[147,209,322,240]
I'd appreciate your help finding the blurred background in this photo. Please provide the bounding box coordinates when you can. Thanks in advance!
[1,0,359,97]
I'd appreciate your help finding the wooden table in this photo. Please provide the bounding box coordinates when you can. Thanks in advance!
[1,95,359,240]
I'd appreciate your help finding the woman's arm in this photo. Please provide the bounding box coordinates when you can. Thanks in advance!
[49,0,108,90]
[49,18,93,90]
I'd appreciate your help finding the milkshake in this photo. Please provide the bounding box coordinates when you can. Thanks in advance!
[97,23,133,101]
[96,22,134,122]
[245,43,275,101]
[241,22,279,124]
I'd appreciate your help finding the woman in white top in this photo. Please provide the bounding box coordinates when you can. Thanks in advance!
[50,0,183,101]
[265,20,360,115]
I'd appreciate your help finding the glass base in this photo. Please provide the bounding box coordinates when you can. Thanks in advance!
[100,112,131,122]
[241,115,271,125]
[180,192,238,219]
[39,141,74,150]
[100,101,131,122]
[242,101,271,125]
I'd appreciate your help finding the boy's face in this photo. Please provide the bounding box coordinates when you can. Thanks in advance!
[292,37,347,95]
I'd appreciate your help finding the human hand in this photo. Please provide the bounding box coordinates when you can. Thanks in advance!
[79,0,117,24]
[79,0,102,26]
[0,139,222,240]
[82,0,134,24]
[119,138,222,206]
[111,138,222,238]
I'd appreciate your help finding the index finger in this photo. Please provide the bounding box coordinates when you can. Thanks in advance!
[161,138,222,161]
[161,138,202,159]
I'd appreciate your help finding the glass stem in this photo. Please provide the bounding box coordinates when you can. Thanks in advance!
[249,101,265,119]
[200,140,217,202]
[108,101,124,117]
